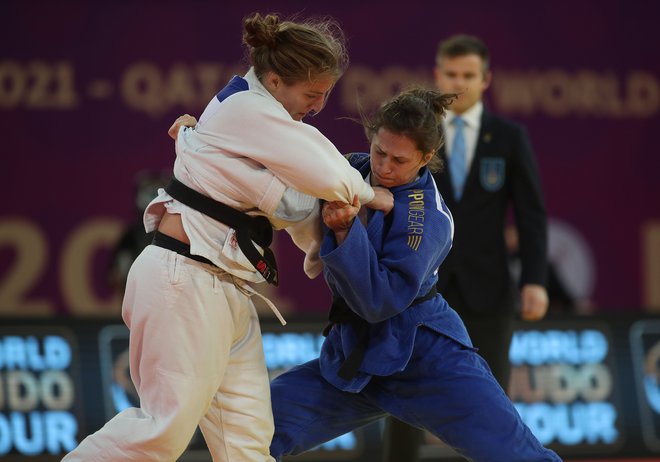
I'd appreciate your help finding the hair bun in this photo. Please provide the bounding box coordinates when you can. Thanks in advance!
[243,13,281,49]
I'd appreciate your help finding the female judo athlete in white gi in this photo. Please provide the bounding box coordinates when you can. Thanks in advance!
[269,88,562,462]
[63,12,391,462]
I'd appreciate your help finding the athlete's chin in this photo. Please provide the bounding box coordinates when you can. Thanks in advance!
[374,174,394,188]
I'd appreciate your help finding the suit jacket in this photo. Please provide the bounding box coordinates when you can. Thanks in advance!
[433,109,547,315]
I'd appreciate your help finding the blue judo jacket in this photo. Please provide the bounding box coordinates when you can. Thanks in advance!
[319,153,476,393]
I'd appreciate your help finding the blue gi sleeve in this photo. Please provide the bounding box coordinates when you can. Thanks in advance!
[320,190,452,323]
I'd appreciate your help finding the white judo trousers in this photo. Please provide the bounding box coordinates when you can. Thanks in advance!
[63,245,275,461]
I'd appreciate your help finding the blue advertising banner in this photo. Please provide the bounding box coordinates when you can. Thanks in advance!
[0,314,657,461]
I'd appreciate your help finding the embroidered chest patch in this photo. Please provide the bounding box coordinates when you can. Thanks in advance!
[407,190,425,250]
[480,157,506,192]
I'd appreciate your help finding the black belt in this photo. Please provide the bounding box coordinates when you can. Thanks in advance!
[324,286,438,380]
[164,177,278,285]
[152,231,218,268]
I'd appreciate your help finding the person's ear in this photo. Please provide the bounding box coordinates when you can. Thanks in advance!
[433,66,443,87]
[264,71,281,92]
[421,152,434,166]
[482,70,492,92]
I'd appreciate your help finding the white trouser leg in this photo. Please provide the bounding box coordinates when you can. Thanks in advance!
[199,302,275,462]
[63,246,248,461]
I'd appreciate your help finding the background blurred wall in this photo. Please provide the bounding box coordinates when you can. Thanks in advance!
[1,0,659,318]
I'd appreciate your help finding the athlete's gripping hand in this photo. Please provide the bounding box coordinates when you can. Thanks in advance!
[365,186,394,214]
[322,195,360,244]
[168,114,198,140]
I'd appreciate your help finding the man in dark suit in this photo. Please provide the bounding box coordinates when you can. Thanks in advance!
[384,34,549,462]
[432,34,548,386]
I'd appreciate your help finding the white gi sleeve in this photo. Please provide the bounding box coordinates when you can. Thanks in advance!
[195,92,375,206]
[284,202,324,279]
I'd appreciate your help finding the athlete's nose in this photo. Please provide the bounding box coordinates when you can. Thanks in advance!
[310,96,325,114]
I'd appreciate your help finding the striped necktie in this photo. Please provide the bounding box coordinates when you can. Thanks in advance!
[450,116,467,200]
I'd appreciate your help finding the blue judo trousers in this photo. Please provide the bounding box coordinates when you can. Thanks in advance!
[270,154,561,462]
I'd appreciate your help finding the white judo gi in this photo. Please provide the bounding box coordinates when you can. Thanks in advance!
[63,68,373,462]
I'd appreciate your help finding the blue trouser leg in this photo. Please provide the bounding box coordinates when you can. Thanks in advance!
[269,360,385,460]
[363,328,562,462]
[270,328,562,462]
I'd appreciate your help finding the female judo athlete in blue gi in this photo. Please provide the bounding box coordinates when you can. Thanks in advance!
[269,88,562,462]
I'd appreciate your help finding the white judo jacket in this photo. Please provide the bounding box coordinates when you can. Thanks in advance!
[144,68,374,283]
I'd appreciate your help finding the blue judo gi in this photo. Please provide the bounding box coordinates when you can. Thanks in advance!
[270,154,562,462]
